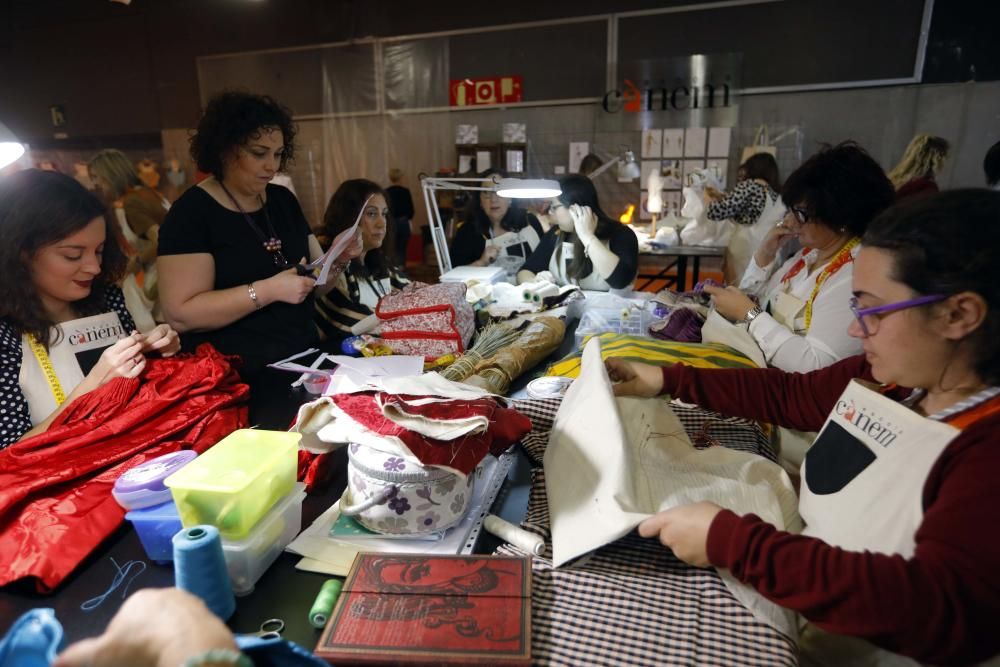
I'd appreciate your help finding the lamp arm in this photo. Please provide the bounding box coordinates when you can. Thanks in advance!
[587,157,620,179]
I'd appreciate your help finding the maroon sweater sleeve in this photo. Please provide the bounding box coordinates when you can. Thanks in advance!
[660,355,874,432]
[705,415,1000,665]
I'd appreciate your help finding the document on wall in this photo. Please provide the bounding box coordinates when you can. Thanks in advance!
[306,194,373,285]
[475,151,491,172]
[543,338,801,637]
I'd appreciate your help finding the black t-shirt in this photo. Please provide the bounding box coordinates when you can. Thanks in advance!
[450,213,544,267]
[521,222,639,289]
[158,183,317,372]
[385,185,415,220]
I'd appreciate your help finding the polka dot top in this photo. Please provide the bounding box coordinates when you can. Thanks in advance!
[0,285,135,449]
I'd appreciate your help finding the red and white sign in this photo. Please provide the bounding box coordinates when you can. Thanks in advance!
[449,76,523,107]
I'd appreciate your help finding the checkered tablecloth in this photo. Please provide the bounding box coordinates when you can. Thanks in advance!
[505,398,798,667]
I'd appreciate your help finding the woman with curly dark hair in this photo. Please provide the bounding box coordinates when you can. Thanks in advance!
[705,142,895,373]
[0,169,180,447]
[157,91,358,375]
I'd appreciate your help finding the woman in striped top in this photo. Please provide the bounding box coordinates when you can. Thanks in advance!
[314,179,409,342]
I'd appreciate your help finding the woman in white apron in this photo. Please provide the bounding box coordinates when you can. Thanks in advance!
[0,170,180,448]
[518,173,638,291]
[703,143,896,373]
[608,189,1000,665]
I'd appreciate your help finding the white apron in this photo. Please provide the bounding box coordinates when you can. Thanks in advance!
[797,380,1000,666]
[19,312,128,426]
[548,240,613,291]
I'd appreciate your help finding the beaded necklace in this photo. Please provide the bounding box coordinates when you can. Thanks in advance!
[219,181,287,267]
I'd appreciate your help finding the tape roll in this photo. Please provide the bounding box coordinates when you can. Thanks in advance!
[483,514,545,556]
[309,578,344,628]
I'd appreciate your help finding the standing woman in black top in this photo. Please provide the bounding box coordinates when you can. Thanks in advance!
[157,92,358,375]
[314,179,409,342]
[518,174,638,291]
[449,169,544,271]
[385,168,414,267]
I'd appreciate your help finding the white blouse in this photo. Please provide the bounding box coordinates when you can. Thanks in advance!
[737,245,863,373]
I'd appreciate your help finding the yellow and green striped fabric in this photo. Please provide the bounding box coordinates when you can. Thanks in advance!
[546,333,759,379]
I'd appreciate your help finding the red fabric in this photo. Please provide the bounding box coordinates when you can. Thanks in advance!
[658,356,1000,664]
[332,392,531,475]
[0,345,248,591]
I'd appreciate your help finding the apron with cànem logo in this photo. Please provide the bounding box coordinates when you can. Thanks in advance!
[796,379,1000,666]
[19,311,127,426]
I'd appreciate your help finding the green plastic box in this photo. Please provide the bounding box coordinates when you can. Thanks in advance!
[164,429,300,540]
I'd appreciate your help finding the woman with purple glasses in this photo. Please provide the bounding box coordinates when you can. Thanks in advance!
[606,189,1000,665]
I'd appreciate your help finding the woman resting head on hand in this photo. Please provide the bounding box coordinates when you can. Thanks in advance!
[0,169,179,446]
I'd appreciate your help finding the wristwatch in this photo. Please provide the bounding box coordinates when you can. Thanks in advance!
[743,305,763,325]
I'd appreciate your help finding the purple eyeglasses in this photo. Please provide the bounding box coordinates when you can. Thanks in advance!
[849,294,948,337]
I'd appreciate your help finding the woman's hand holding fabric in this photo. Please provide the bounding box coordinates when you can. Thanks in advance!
[638,502,724,567]
[139,324,180,357]
[605,358,665,397]
[704,285,757,322]
[88,333,146,387]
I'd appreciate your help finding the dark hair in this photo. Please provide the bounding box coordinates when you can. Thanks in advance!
[782,141,895,237]
[322,178,397,278]
[863,189,1000,385]
[984,140,1000,188]
[0,169,128,347]
[464,168,533,238]
[578,154,603,176]
[740,153,781,190]
[189,91,297,180]
[556,174,621,280]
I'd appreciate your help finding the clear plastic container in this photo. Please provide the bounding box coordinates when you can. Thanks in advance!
[164,429,300,540]
[125,500,183,564]
[222,483,306,596]
[575,305,654,347]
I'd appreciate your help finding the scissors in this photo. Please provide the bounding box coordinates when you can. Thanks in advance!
[252,618,285,640]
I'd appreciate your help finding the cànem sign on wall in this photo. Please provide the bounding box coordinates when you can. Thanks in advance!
[603,53,741,114]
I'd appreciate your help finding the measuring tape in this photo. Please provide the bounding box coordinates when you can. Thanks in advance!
[26,334,66,405]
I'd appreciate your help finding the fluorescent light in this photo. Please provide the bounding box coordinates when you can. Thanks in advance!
[495,178,561,198]
[0,121,24,170]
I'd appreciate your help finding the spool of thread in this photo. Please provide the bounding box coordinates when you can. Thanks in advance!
[172,525,235,621]
[483,515,545,556]
[532,283,560,302]
[309,578,344,629]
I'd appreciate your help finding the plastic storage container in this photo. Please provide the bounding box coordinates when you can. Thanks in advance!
[164,429,300,540]
[222,483,306,596]
[113,450,198,510]
[125,500,183,563]
[574,305,654,347]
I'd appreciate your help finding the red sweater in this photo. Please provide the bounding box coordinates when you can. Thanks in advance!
[660,355,1000,665]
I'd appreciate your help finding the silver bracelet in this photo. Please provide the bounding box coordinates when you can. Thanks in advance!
[182,648,253,667]
[247,283,261,310]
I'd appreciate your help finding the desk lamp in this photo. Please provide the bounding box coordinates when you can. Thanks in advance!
[0,121,25,170]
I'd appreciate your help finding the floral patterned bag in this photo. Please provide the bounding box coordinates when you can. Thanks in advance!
[375,282,475,359]
[339,442,475,535]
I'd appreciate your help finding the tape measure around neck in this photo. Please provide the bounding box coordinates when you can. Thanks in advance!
[804,237,860,331]
[27,334,66,405]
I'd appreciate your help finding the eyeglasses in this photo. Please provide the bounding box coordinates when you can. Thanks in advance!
[849,294,948,337]
[788,206,811,225]
[480,190,500,200]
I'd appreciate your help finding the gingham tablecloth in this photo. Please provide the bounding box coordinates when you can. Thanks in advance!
[505,398,798,667]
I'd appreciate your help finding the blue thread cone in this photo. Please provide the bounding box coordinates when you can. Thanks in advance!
[172,525,235,621]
